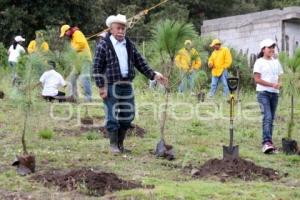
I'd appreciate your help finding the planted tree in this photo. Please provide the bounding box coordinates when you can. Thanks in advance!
[11,53,46,175]
[194,70,208,102]
[279,48,300,154]
[151,20,197,159]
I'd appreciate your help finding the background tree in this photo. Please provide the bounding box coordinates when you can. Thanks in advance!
[0,0,105,46]
[2,0,299,47]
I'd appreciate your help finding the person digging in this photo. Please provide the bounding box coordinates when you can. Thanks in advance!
[60,24,94,124]
[93,14,167,154]
[60,24,93,103]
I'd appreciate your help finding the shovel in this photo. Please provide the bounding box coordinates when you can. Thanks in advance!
[223,77,239,159]
[81,105,93,126]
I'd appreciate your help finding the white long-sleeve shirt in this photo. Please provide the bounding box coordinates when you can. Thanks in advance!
[110,35,128,77]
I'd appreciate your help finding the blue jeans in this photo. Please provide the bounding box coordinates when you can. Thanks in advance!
[209,70,229,96]
[257,91,279,144]
[178,72,196,93]
[70,73,92,102]
[104,83,135,133]
[9,62,17,85]
[70,60,92,102]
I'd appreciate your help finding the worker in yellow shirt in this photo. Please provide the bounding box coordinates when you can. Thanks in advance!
[175,40,201,93]
[27,30,49,54]
[208,39,232,97]
[60,24,92,102]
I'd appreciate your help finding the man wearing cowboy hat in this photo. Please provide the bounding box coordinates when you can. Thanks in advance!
[208,39,232,97]
[93,14,167,154]
[60,24,92,102]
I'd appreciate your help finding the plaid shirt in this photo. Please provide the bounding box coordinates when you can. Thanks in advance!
[93,34,155,88]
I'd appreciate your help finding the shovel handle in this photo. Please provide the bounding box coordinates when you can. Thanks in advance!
[229,126,234,148]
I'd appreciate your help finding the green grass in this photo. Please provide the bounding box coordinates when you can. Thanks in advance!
[85,131,100,140]
[38,128,54,140]
[1,72,300,199]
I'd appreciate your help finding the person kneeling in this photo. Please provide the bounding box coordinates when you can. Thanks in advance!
[39,61,67,102]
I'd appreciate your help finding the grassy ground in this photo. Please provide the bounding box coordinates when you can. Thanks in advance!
[1,71,300,199]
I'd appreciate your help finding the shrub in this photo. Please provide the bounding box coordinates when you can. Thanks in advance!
[0,42,8,68]
[229,48,254,91]
[38,128,54,140]
[86,132,100,140]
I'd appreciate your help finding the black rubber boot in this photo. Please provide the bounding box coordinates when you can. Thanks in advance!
[109,132,121,154]
[118,129,131,153]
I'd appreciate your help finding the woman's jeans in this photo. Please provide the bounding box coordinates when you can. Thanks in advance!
[257,91,279,144]
[9,61,17,85]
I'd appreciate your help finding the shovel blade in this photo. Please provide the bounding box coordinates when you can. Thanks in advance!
[155,139,175,160]
[155,139,167,157]
[223,145,239,159]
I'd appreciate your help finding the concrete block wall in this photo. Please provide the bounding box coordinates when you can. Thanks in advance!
[201,7,300,60]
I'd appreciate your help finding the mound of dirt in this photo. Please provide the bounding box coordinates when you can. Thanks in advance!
[99,124,147,138]
[190,158,280,181]
[12,154,36,176]
[127,124,147,138]
[31,168,152,196]
[80,117,94,125]
[55,123,146,138]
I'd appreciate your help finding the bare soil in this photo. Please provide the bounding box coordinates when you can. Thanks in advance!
[31,168,153,196]
[189,158,280,181]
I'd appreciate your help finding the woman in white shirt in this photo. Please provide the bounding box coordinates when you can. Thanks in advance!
[8,36,26,85]
[8,36,26,66]
[253,39,283,154]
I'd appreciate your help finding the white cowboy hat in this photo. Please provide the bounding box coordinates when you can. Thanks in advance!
[106,14,127,28]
